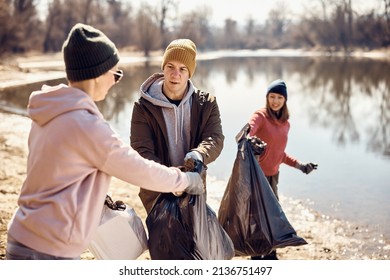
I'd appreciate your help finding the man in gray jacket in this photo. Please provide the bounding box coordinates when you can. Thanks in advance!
[130,39,224,213]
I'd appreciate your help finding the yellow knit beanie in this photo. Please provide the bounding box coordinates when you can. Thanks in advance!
[161,39,197,78]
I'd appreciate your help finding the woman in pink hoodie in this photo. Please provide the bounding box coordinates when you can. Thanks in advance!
[6,23,204,260]
[248,79,317,260]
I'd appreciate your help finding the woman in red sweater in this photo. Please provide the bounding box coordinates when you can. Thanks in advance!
[248,79,317,260]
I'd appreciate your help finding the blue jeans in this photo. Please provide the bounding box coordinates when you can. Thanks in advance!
[6,237,79,260]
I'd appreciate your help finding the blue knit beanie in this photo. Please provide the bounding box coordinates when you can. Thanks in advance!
[266,79,287,100]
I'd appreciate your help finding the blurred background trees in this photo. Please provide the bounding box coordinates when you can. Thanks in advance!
[0,0,389,58]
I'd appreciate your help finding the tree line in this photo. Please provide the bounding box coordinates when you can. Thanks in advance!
[0,0,389,58]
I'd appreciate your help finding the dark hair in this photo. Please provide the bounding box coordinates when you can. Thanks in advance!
[266,98,289,123]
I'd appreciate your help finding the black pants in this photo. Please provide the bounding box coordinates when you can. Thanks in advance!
[266,172,279,200]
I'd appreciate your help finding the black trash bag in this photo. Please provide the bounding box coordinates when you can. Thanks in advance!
[147,193,234,260]
[218,123,307,257]
[146,159,234,260]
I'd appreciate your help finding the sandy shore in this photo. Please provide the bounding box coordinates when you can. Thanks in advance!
[1,52,390,260]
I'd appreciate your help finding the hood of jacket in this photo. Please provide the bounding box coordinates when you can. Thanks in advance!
[28,84,102,126]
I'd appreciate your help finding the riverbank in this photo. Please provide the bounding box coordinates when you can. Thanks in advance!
[1,50,390,260]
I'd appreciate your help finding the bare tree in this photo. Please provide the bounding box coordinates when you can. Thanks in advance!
[103,0,135,48]
[265,4,289,49]
[8,0,43,53]
[332,0,354,52]
[1,0,389,57]
[82,0,94,24]
[242,17,258,49]
[176,7,213,49]
[135,3,161,56]
[157,0,178,48]
[0,0,14,56]
[384,0,390,44]
[222,19,239,49]
[43,0,62,52]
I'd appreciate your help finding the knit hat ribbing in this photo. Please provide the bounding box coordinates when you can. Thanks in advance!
[161,39,197,78]
[266,79,288,100]
[62,23,120,82]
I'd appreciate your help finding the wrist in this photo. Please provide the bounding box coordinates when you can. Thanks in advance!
[295,162,303,169]
[186,150,203,162]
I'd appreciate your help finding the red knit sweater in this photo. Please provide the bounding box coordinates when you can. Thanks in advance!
[248,108,297,176]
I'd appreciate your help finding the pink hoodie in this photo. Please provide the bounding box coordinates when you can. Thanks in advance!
[8,84,193,258]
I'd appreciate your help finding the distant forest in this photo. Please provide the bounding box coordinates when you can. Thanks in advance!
[1,0,389,58]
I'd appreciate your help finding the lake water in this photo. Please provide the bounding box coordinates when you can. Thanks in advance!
[1,52,389,239]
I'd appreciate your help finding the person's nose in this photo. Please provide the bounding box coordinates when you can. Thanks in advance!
[172,68,180,76]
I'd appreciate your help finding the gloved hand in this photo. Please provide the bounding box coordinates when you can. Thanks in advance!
[174,157,207,196]
[104,194,126,211]
[248,136,267,156]
[184,151,203,163]
[296,162,318,174]
[183,172,205,195]
[185,157,207,186]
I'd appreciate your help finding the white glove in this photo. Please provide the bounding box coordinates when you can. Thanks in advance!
[184,151,203,163]
[183,172,205,195]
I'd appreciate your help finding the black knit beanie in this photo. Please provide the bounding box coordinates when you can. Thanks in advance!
[266,79,287,100]
[62,23,120,81]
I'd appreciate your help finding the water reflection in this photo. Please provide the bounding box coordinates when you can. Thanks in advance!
[300,57,390,158]
[1,56,389,158]
[195,57,390,159]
